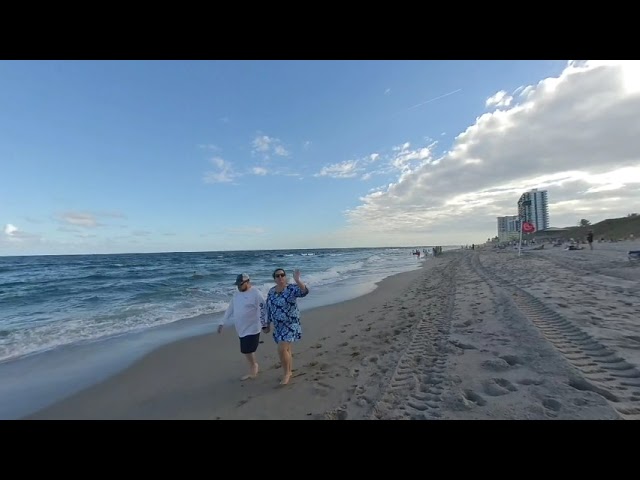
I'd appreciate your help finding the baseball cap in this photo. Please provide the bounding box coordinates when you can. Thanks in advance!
[234,273,250,286]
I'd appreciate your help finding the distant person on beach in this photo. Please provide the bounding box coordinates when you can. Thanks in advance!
[217,273,267,381]
[587,230,594,250]
[263,268,309,385]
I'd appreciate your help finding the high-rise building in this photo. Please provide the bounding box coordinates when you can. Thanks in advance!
[518,189,549,231]
[497,215,520,242]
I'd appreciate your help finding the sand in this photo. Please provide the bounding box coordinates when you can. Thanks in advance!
[26,243,640,420]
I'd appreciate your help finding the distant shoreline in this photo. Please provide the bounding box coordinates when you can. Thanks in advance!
[0,245,458,258]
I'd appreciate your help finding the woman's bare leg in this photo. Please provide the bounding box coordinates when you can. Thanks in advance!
[278,341,292,385]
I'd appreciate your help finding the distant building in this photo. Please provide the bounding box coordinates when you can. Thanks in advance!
[497,215,520,242]
[518,189,549,231]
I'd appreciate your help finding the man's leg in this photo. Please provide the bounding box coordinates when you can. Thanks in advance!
[241,352,259,380]
[239,334,260,380]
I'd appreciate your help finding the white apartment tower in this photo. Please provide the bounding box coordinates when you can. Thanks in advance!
[497,215,520,242]
[518,189,549,231]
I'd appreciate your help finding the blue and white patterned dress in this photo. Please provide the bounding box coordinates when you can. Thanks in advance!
[265,284,309,343]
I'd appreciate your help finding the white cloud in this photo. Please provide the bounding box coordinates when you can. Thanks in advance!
[60,212,99,227]
[315,143,436,181]
[341,60,640,245]
[303,140,312,150]
[315,160,361,179]
[252,133,290,158]
[2,223,40,243]
[485,90,513,108]
[252,135,272,153]
[198,144,220,151]
[204,156,235,184]
[203,148,297,183]
[274,145,289,157]
[385,88,391,95]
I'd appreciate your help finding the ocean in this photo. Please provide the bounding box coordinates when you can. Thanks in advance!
[0,246,452,418]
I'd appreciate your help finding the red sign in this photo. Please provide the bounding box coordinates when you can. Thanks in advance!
[522,221,536,233]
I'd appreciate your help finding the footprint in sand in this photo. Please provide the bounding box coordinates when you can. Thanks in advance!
[339,342,349,347]
[451,340,477,350]
[482,358,511,372]
[542,397,562,414]
[361,354,379,366]
[482,378,518,397]
[463,389,487,406]
[499,355,522,366]
[313,381,334,397]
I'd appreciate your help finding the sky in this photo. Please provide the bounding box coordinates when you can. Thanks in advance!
[1,60,639,255]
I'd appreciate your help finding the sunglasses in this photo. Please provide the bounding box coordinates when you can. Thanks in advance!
[274,273,286,278]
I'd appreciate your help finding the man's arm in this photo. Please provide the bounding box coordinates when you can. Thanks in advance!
[218,297,234,333]
[262,291,271,333]
[256,289,268,328]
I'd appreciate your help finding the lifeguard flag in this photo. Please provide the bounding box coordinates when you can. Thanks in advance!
[522,221,536,233]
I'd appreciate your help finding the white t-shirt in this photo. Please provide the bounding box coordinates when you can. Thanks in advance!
[219,287,266,338]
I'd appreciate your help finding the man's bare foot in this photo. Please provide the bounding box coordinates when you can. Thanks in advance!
[241,363,259,381]
[279,373,291,385]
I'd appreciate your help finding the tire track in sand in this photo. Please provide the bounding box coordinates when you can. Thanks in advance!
[369,256,459,419]
[472,252,640,420]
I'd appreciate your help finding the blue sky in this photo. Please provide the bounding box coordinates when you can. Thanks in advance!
[2,60,639,255]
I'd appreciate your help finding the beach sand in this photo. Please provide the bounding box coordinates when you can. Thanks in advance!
[26,244,640,420]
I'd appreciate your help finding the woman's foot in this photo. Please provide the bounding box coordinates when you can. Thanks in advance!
[279,372,292,385]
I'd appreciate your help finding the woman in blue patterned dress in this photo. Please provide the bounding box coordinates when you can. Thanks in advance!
[263,268,309,385]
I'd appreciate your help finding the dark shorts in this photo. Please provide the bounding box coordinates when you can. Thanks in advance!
[239,333,260,354]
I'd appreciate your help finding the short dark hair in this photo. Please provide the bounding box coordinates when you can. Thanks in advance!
[272,268,286,278]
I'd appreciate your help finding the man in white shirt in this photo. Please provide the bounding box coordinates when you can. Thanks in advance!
[217,273,267,380]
